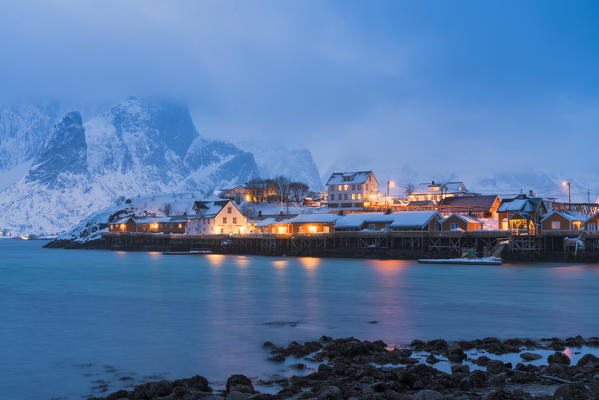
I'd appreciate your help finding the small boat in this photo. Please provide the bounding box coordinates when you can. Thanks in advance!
[162,250,213,255]
[418,257,502,265]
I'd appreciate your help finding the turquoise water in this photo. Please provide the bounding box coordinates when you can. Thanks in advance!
[2,240,599,399]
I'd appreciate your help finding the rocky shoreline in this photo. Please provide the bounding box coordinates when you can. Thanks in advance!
[90,336,599,400]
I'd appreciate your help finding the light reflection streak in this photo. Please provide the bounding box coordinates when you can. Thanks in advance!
[205,254,225,267]
[272,260,288,268]
[368,259,409,276]
[234,256,249,267]
[148,251,161,259]
[299,257,320,270]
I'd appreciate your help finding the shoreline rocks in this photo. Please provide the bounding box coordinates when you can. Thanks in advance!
[90,336,599,400]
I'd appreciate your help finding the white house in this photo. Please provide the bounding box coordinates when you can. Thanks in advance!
[186,200,248,235]
[409,181,473,204]
[326,171,379,209]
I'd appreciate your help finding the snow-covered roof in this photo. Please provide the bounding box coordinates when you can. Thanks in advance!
[335,212,395,228]
[193,200,231,218]
[389,211,441,228]
[326,171,374,186]
[541,211,587,223]
[438,195,498,208]
[412,181,469,195]
[292,213,339,224]
[497,195,545,213]
[255,216,298,227]
[112,217,134,225]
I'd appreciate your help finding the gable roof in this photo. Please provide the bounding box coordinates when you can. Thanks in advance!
[541,211,587,223]
[497,195,545,213]
[292,213,339,224]
[412,181,469,195]
[326,171,375,186]
[438,195,499,209]
[255,215,298,227]
[334,212,396,229]
[192,200,234,218]
[389,211,441,228]
[443,214,483,225]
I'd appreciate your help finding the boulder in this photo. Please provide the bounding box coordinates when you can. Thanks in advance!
[413,389,443,400]
[553,383,589,400]
[226,375,255,394]
[486,360,506,374]
[577,354,599,369]
[520,352,543,362]
[548,352,571,365]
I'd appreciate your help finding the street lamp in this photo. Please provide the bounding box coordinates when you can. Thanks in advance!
[562,181,571,204]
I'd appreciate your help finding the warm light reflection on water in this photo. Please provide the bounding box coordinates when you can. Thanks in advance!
[272,260,288,268]
[299,257,320,270]
[367,259,409,276]
[205,254,225,267]
[148,251,161,259]
[234,256,249,267]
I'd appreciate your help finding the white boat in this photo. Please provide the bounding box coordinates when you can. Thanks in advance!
[418,257,502,265]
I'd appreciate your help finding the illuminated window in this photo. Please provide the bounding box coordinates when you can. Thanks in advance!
[308,225,317,233]
[573,221,582,230]
[551,221,560,230]
[178,224,182,229]
[351,193,355,200]
[358,193,362,200]
[278,226,287,234]
[344,184,348,191]
[324,226,330,233]
[299,226,305,233]
[338,185,342,191]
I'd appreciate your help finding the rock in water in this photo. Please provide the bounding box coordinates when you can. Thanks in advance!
[548,351,571,365]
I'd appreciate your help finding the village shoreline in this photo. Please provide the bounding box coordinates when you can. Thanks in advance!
[43,237,598,264]
[89,335,599,400]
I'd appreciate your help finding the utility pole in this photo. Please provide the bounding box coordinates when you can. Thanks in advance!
[588,189,591,204]
[563,181,571,204]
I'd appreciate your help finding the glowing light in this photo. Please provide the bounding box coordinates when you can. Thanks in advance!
[120,224,126,231]
[300,257,320,270]
[245,194,251,201]
[308,225,317,233]
[272,260,288,268]
[277,226,288,234]
[205,254,225,267]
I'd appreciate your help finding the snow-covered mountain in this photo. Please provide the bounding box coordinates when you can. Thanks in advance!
[0,97,278,236]
[236,141,322,190]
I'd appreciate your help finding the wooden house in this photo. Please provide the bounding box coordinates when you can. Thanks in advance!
[496,194,548,235]
[291,214,338,234]
[409,181,475,204]
[541,211,586,233]
[108,216,187,233]
[254,215,298,234]
[218,185,249,203]
[388,211,442,232]
[108,217,137,232]
[326,171,379,209]
[187,200,248,235]
[583,212,599,233]
[437,195,501,218]
[441,214,484,232]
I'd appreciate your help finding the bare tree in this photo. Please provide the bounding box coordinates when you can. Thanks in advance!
[273,176,292,203]
[406,183,415,197]
[239,203,258,219]
[290,182,310,203]
[163,202,172,216]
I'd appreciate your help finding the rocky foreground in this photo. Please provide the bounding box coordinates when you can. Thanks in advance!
[90,336,599,400]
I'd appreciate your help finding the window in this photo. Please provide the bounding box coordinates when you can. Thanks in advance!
[450,222,458,230]
[344,184,348,191]
[358,193,362,200]
[344,194,348,200]
[308,225,317,233]
[178,224,182,229]
[324,226,330,233]
[501,220,508,230]
[369,223,375,230]
[351,185,355,190]
[299,226,305,233]
[588,223,596,232]
[351,193,356,200]
[357,184,361,190]
[227,207,232,214]
[223,217,227,224]
[330,194,334,201]
[573,221,582,230]
[338,185,342,191]
[233,217,237,224]
[551,221,560,230]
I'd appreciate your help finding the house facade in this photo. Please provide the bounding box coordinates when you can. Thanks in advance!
[108,216,187,233]
[437,195,501,218]
[497,194,548,235]
[541,211,585,234]
[187,200,248,234]
[326,171,379,209]
[291,214,338,234]
[440,214,484,231]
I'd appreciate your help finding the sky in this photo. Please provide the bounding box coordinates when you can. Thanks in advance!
[0,0,598,199]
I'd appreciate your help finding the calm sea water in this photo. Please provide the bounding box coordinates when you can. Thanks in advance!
[2,240,599,399]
